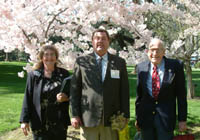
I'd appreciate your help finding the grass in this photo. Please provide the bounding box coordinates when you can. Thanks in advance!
[0,62,200,139]
[0,94,24,133]
[192,70,200,97]
[0,62,26,136]
[187,99,200,137]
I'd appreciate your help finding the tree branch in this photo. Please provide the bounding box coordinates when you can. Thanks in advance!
[45,8,68,38]
[19,26,31,44]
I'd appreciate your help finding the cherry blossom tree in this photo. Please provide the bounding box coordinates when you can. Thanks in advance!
[170,0,200,98]
[0,0,174,67]
[0,0,199,98]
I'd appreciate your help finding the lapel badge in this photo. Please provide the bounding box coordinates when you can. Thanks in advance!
[111,61,115,69]
[168,69,171,73]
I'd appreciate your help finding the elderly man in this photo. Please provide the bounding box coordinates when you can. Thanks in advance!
[70,29,130,140]
[135,38,187,140]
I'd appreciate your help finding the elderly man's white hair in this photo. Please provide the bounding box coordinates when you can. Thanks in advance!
[148,38,165,50]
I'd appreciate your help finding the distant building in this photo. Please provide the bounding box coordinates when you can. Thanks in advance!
[191,53,199,67]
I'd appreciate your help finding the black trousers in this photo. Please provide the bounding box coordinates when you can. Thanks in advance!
[33,125,67,140]
[141,114,174,140]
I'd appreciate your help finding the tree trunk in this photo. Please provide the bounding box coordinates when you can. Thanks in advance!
[184,60,195,99]
[132,0,140,3]
[5,52,9,61]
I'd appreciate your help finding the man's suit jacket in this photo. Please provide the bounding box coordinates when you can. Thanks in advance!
[136,57,187,131]
[19,67,71,131]
[70,52,130,127]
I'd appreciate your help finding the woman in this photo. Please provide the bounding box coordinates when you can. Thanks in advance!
[20,45,71,140]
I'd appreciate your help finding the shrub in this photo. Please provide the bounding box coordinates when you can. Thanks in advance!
[194,61,200,68]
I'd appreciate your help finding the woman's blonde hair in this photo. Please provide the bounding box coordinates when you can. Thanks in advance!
[33,45,59,70]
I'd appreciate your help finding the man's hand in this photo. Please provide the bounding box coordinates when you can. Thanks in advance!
[21,123,30,136]
[135,120,141,131]
[57,93,69,102]
[179,121,187,132]
[71,117,83,129]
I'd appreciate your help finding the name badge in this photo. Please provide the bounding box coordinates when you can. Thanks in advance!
[111,70,120,79]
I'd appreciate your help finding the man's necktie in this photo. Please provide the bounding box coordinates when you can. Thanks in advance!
[152,66,160,100]
[98,58,103,81]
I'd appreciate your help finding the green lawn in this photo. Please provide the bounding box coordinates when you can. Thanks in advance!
[191,69,200,97]
[0,62,200,139]
[0,62,26,135]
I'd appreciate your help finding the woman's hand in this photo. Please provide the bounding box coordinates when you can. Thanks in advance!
[21,123,30,136]
[56,93,69,102]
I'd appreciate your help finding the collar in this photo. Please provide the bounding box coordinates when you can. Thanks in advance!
[35,66,59,78]
[94,52,108,61]
[150,58,165,70]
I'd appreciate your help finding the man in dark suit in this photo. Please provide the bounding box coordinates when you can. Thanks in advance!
[70,29,130,140]
[135,38,187,140]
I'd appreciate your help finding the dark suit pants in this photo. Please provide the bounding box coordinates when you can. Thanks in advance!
[141,113,174,140]
[33,125,67,140]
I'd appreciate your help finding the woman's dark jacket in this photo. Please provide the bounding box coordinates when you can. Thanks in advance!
[19,67,71,131]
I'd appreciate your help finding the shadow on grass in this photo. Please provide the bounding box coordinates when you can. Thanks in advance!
[0,64,26,94]
[187,113,200,138]
[0,83,26,94]
[129,119,136,140]
[187,70,200,97]
[173,113,200,139]
[128,71,137,98]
